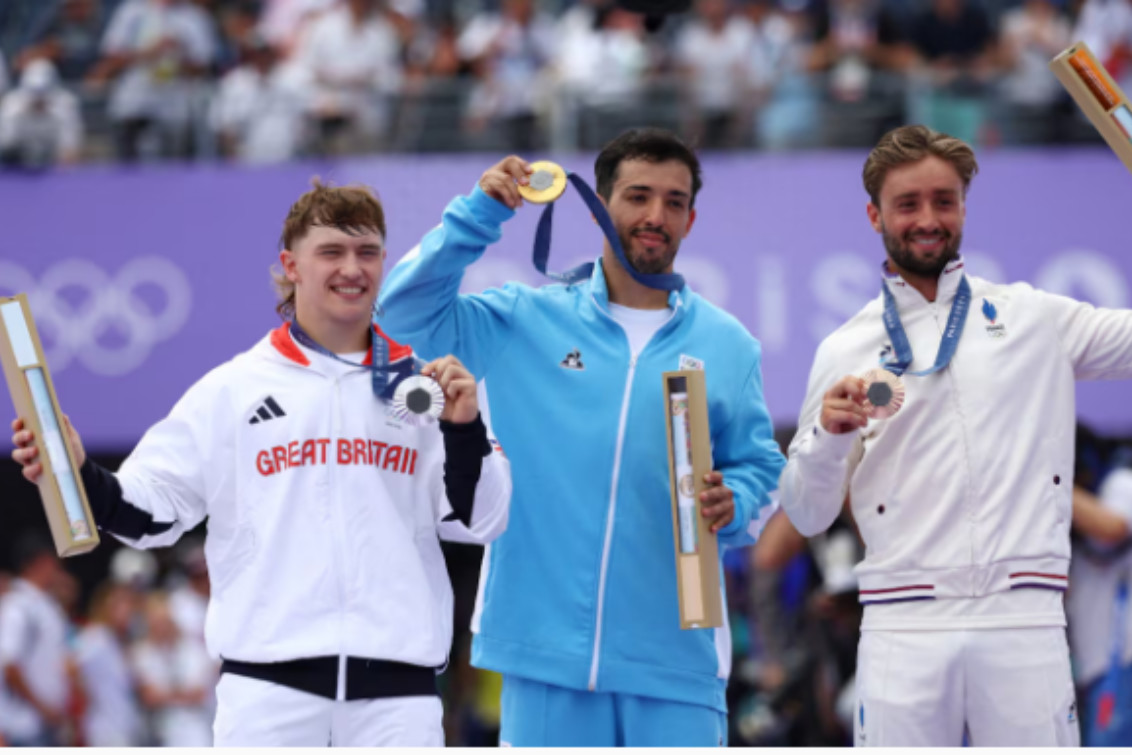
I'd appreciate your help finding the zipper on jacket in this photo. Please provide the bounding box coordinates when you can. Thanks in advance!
[328,376,349,699]
[934,301,978,594]
[587,293,679,691]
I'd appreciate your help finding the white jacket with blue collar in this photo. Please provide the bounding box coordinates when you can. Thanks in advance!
[780,258,1132,607]
[378,186,784,713]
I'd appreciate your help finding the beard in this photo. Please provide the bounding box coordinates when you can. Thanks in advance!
[619,225,679,275]
[882,226,962,280]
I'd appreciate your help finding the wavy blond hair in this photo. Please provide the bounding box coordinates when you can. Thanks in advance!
[863,125,979,207]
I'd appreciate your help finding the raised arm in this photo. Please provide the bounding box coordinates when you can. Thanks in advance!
[10,376,221,550]
[378,157,533,379]
[1039,287,1132,381]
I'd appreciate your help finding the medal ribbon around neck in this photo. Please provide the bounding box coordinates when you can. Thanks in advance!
[880,274,972,378]
[289,319,419,400]
[529,168,685,292]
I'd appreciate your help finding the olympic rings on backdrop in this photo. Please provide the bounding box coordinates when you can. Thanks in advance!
[0,258,192,376]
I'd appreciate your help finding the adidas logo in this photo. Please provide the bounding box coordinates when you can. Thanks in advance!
[249,396,286,425]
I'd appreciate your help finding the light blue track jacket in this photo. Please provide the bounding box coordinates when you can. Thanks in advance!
[378,186,785,713]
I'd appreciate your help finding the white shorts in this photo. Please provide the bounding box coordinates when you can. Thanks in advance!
[212,673,444,747]
[854,627,1079,747]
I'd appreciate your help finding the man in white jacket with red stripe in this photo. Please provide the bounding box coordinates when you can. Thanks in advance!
[779,125,1132,747]
[11,180,511,746]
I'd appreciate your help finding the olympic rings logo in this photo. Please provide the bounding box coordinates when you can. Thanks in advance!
[0,257,192,376]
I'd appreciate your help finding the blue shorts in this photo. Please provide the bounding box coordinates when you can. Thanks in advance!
[499,674,727,747]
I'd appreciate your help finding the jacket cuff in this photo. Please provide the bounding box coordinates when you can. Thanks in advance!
[469,185,517,226]
[807,421,859,460]
[439,413,492,526]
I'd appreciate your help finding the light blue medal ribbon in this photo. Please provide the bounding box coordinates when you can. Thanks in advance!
[531,172,685,291]
[880,275,972,377]
[289,319,422,401]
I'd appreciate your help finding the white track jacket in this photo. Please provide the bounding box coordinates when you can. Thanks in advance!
[110,324,510,665]
[781,261,1132,606]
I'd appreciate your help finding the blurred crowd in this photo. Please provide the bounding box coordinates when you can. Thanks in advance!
[0,0,1127,169]
[4,426,1132,746]
[0,536,215,747]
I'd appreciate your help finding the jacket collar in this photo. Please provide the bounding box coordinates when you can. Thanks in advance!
[881,256,966,308]
[268,322,412,367]
[590,258,686,312]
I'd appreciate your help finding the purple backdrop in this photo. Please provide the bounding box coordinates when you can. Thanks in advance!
[2,148,1131,449]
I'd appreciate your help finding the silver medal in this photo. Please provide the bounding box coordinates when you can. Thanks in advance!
[391,375,445,425]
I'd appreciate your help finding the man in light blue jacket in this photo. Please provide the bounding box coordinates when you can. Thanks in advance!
[378,128,784,746]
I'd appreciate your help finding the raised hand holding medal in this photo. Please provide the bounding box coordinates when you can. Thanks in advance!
[477,154,685,292]
[419,355,479,424]
[821,274,972,431]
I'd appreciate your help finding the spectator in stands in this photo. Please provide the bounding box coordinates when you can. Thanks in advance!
[211,30,311,161]
[459,0,557,150]
[810,0,908,146]
[552,4,654,149]
[998,0,1072,143]
[903,0,999,145]
[89,0,217,161]
[75,582,144,747]
[0,46,9,94]
[395,12,468,150]
[0,535,72,747]
[0,58,84,169]
[258,0,335,57]
[15,0,105,84]
[131,592,216,747]
[193,0,261,73]
[1068,425,1132,746]
[1072,0,1132,94]
[293,0,403,155]
[742,0,821,150]
[674,0,754,148]
[810,0,880,104]
[167,538,209,644]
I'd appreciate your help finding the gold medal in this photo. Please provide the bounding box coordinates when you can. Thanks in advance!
[860,368,905,420]
[519,161,568,204]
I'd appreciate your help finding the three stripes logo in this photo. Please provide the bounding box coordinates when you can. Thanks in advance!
[249,396,286,425]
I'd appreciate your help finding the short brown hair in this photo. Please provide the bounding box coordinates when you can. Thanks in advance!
[272,179,387,320]
[862,125,978,207]
[595,127,703,207]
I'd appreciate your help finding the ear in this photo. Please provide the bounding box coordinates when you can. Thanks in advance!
[866,201,882,234]
[280,249,299,282]
[684,207,697,237]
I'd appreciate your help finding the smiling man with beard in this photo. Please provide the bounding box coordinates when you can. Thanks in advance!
[778,124,1132,747]
[377,127,784,746]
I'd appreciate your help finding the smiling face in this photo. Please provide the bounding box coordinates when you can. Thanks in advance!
[280,224,386,346]
[605,158,697,276]
[867,155,966,283]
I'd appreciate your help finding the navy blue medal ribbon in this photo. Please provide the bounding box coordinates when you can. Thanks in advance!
[880,275,972,377]
[531,172,684,292]
[289,319,422,401]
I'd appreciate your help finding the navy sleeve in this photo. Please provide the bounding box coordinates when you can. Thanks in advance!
[79,459,176,540]
[439,413,492,527]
